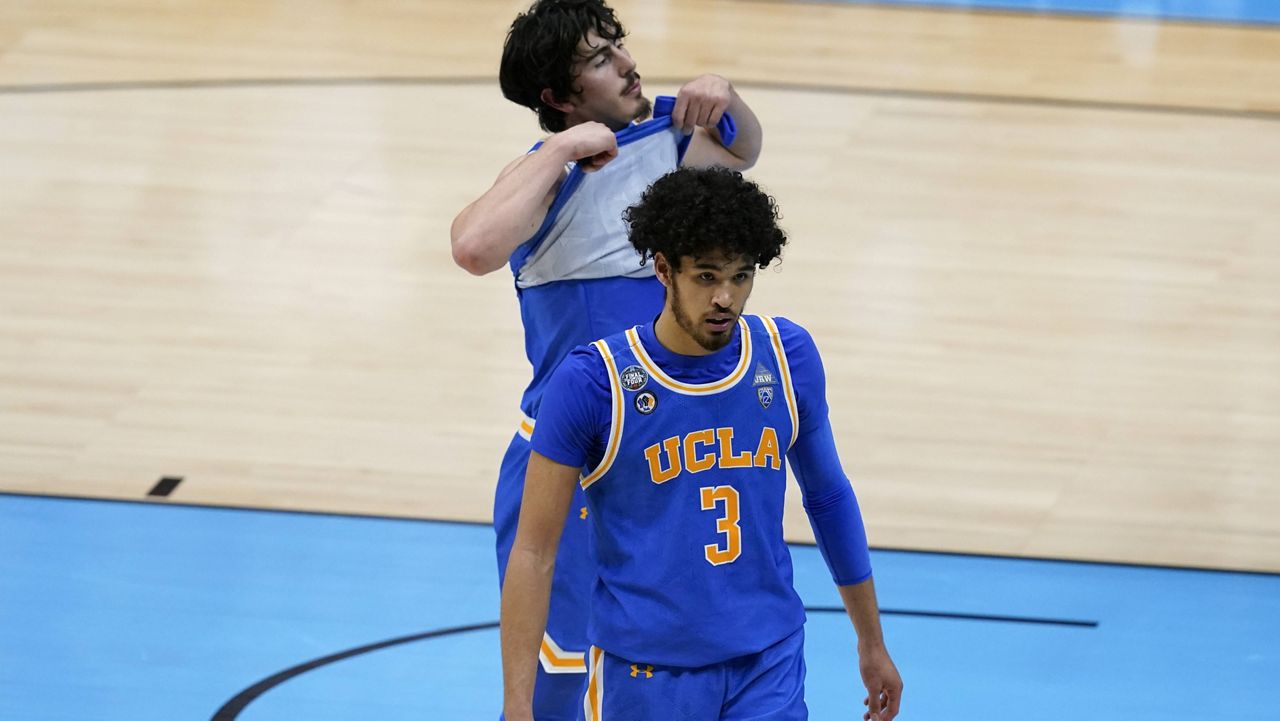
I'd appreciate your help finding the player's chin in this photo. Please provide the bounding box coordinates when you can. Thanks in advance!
[700,325,735,350]
[631,96,653,122]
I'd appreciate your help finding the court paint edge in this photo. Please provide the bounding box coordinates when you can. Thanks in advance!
[0,76,1276,123]
[4,489,1276,578]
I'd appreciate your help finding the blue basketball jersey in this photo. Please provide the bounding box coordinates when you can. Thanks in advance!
[510,118,686,421]
[577,315,807,668]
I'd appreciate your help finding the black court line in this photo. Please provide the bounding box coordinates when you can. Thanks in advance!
[2,489,496,528]
[3,489,1278,578]
[0,75,1276,123]
[740,0,1280,30]
[805,605,1097,628]
[209,621,499,721]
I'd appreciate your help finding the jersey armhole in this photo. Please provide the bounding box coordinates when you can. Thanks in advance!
[580,340,624,489]
[760,316,800,451]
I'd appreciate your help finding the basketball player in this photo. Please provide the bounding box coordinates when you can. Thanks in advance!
[500,167,903,721]
[450,1,763,718]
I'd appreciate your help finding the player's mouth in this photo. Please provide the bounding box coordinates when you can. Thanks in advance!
[705,314,736,334]
[624,80,642,97]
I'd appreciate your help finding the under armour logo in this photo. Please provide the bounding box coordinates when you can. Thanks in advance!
[580,506,588,520]
[630,664,654,679]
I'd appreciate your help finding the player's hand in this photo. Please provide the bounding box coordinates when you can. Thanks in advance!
[501,703,535,721]
[550,121,619,172]
[672,74,734,136]
[859,644,903,721]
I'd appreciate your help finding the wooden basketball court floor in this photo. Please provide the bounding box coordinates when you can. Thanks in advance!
[1,0,1278,718]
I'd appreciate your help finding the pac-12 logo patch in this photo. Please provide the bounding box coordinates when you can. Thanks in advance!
[634,391,657,415]
[757,386,774,409]
[620,365,648,392]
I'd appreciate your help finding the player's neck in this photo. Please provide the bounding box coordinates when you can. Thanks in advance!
[564,114,631,133]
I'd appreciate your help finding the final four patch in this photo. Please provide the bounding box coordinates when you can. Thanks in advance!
[757,386,774,409]
[753,362,777,387]
[635,391,658,415]
[620,365,648,392]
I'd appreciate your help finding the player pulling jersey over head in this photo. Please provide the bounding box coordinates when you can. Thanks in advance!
[501,167,904,721]
[450,2,766,719]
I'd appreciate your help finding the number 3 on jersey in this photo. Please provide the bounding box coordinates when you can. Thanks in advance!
[699,486,742,565]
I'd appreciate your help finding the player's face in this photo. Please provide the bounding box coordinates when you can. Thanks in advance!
[564,30,651,130]
[659,251,757,355]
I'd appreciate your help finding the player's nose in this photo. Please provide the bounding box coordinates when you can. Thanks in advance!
[616,45,636,75]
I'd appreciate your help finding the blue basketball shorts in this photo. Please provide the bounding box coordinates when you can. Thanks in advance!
[495,430,595,721]
[579,627,808,721]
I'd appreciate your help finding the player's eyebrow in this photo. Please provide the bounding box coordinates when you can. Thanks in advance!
[578,43,611,62]
[691,257,756,272]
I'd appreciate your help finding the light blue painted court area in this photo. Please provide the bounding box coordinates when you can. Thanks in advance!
[2,493,1277,720]
[804,0,1280,24]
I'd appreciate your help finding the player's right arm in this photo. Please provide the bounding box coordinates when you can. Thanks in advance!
[500,450,580,721]
[500,345,611,720]
[450,122,620,276]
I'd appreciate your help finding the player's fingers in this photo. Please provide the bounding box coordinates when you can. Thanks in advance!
[672,93,691,134]
[580,147,617,172]
[695,102,713,130]
[595,146,619,167]
[867,686,883,719]
[886,687,902,720]
[706,104,725,130]
[682,100,701,134]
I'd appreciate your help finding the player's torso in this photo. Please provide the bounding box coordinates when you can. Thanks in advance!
[511,122,681,418]
[512,122,683,288]
[582,316,807,666]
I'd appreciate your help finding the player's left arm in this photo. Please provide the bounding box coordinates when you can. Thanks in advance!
[673,74,763,171]
[840,578,902,721]
[789,423,903,721]
[780,317,903,720]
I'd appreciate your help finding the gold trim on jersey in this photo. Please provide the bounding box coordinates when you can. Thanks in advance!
[761,316,800,450]
[581,339,624,490]
[624,316,752,395]
[517,414,536,441]
[538,632,587,674]
[584,646,605,721]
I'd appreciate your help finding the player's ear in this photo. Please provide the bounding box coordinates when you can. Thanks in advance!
[653,253,672,287]
[540,88,575,115]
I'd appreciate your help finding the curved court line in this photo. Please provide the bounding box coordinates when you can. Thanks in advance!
[208,621,500,721]
[0,76,1275,122]
[207,604,1095,718]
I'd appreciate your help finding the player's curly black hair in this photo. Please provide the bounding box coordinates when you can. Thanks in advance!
[624,167,788,271]
[500,0,627,133]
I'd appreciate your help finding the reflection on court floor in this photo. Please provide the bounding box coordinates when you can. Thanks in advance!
[2,493,1276,720]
